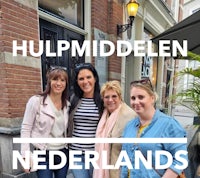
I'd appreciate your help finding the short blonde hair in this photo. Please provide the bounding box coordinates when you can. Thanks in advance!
[101,80,122,101]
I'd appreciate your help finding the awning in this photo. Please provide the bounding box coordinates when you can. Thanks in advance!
[152,10,200,55]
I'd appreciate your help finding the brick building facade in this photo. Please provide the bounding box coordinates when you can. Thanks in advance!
[0,1,125,177]
[0,0,41,127]
[0,0,182,177]
[0,0,125,127]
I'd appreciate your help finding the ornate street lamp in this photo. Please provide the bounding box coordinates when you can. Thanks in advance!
[117,0,139,36]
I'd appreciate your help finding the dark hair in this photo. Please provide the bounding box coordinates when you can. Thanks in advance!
[40,67,68,109]
[73,63,103,116]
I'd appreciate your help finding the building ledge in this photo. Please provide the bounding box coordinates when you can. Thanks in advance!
[0,127,21,135]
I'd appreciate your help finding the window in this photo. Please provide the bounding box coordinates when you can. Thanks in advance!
[39,0,84,28]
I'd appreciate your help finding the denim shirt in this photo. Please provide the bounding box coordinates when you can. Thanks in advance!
[120,109,188,178]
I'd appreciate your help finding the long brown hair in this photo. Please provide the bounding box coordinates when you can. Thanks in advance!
[40,68,68,109]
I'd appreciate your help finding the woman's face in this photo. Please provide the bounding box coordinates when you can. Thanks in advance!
[130,86,154,115]
[50,76,66,95]
[77,69,96,98]
[103,89,121,113]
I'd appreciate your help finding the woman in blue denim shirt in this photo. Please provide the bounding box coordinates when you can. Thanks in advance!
[121,78,188,178]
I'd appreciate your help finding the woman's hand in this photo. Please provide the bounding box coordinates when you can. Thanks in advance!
[23,168,31,173]
[22,157,31,173]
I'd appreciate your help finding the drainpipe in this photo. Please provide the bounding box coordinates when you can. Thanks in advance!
[168,57,175,115]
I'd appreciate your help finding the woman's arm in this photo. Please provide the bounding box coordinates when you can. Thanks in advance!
[21,96,40,157]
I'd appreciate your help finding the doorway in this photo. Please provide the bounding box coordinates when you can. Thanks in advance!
[40,19,85,91]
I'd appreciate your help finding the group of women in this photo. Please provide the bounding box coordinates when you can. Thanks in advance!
[20,63,187,178]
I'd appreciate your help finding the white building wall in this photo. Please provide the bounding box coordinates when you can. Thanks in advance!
[184,0,200,17]
[121,0,178,106]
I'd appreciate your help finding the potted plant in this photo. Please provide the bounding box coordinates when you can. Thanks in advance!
[172,51,200,125]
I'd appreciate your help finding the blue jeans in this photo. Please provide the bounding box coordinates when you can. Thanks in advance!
[37,148,69,178]
[71,154,94,178]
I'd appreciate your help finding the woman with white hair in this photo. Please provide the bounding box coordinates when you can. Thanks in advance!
[93,80,137,178]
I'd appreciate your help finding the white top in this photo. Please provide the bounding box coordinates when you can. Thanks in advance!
[47,95,66,150]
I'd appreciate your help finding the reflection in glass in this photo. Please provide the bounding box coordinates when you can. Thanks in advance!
[39,0,84,28]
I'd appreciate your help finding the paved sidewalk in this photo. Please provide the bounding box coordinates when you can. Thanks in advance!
[67,170,74,178]
[172,106,198,145]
